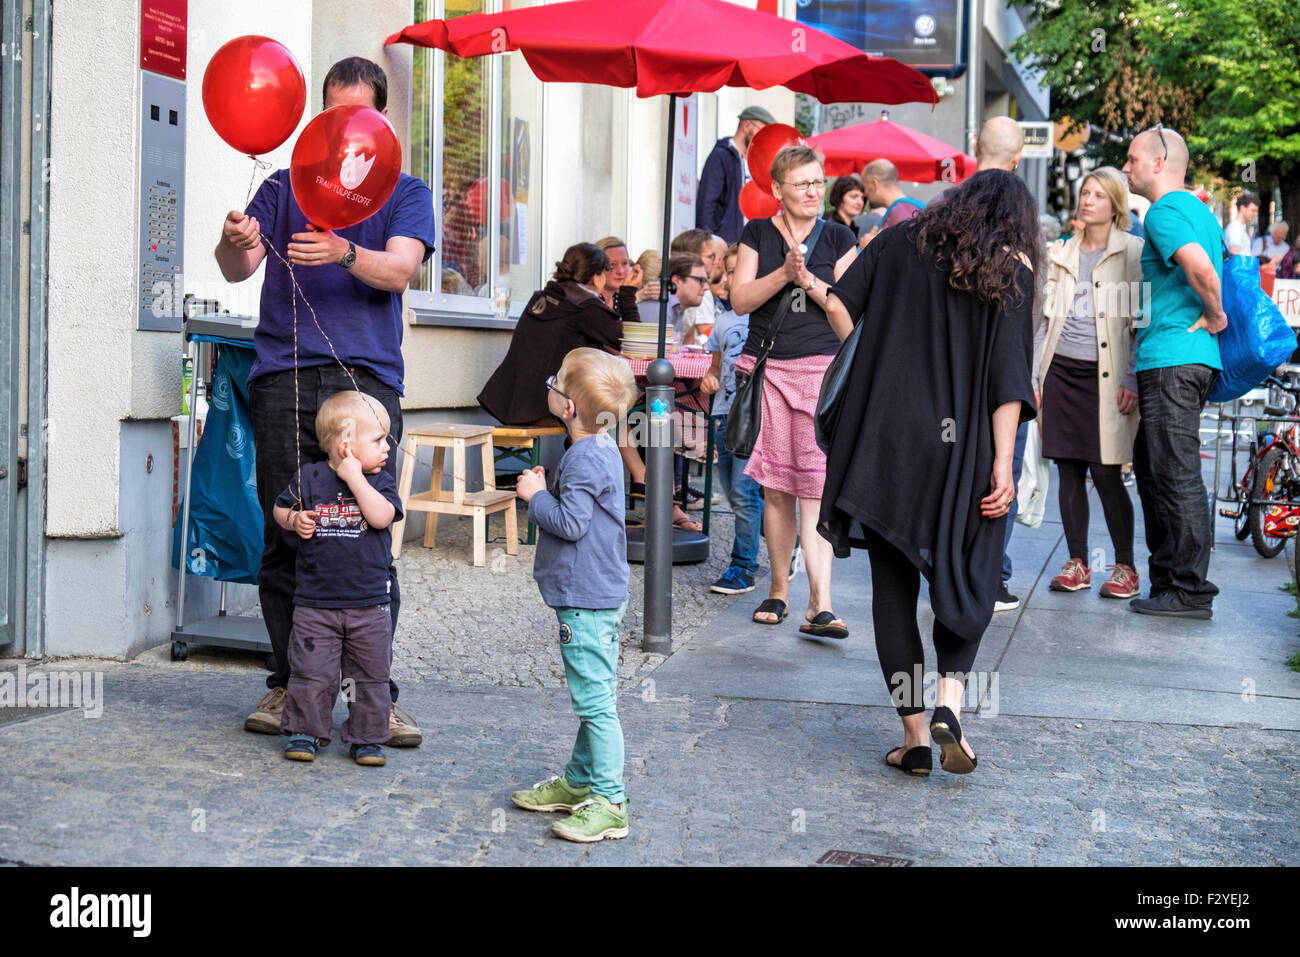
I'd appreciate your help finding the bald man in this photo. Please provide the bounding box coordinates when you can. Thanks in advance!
[975,115,1024,172]
[862,159,925,229]
[1121,126,1225,619]
[973,115,1030,611]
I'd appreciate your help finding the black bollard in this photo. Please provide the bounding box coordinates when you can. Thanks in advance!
[642,357,675,653]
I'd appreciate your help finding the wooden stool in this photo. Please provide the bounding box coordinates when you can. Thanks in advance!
[491,425,567,545]
[392,423,519,567]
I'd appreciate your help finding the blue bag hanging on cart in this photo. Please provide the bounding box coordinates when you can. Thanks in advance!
[1207,253,1299,403]
[171,342,262,584]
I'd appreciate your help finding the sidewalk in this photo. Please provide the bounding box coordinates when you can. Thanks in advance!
[2,474,1297,866]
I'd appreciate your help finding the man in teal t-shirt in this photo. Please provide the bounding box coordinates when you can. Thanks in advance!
[1122,127,1227,619]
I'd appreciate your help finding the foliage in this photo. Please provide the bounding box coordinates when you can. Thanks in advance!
[1010,0,1300,221]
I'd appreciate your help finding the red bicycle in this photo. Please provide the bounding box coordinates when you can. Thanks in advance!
[1221,370,1300,558]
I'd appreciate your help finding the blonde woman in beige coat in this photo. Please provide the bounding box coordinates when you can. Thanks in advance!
[1033,167,1145,598]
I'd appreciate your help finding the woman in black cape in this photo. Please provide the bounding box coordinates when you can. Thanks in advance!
[822,170,1041,775]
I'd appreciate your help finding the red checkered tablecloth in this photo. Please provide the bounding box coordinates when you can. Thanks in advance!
[623,352,712,380]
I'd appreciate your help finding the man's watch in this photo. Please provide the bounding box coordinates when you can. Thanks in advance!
[339,240,357,269]
[805,276,817,292]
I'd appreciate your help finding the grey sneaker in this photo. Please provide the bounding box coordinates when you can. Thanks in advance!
[512,774,591,813]
[386,702,422,748]
[245,686,286,735]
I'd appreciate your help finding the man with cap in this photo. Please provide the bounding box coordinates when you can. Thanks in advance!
[697,106,775,244]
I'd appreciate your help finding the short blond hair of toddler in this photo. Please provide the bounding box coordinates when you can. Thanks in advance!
[315,390,390,454]
[559,348,637,433]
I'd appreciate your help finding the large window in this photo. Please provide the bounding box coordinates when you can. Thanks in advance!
[411,0,544,319]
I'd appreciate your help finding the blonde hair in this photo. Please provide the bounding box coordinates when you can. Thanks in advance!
[558,347,637,433]
[635,249,662,281]
[1078,167,1132,231]
[770,144,823,190]
[595,235,627,253]
[315,390,390,454]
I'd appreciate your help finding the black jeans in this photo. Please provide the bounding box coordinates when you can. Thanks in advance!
[1132,364,1219,606]
[248,365,404,700]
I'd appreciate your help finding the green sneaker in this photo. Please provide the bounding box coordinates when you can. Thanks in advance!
[551,794,629,843]
[511,774,591,813]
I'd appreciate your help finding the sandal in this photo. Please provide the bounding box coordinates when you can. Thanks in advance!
[930,705,977,774]
[629,482,646,500]
[752,598,788,625]
[798,611,849,640]
[672,513,703,532]
[884,745,932,776]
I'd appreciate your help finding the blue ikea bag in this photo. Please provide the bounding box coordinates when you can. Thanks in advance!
[1206,254,1298,403]
[171,340,262,584]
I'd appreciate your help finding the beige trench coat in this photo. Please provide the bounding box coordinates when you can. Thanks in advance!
[1034,227,1145,465]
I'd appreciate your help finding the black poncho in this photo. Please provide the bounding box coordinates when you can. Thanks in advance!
[818,224,1037,640]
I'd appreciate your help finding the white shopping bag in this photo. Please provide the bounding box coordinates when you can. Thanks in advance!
[1016,422,1049,528]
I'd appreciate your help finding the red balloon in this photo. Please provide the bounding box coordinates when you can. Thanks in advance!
[290,106,402,231]
[739,180,781,220]
[202,36,306,157]
[746,123,804,191]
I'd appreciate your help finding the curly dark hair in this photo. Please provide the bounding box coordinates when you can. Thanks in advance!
[908,169,1042,309]
[553,243,610,284]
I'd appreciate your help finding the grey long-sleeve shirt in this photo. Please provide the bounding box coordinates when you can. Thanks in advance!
[528,432,629,610]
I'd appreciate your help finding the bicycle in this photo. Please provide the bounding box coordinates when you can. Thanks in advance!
[1220,367,1300,558]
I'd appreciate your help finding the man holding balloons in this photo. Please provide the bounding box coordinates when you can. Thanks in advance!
[212,52,436,748]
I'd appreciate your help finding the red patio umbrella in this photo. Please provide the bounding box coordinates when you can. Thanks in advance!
[388,0,938,646]
[808,115,975,183]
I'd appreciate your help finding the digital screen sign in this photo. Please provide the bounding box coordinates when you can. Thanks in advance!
[795,0,964,74]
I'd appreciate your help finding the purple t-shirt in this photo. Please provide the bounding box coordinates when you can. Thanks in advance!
[244,170,437,394]
[275,462,404,608]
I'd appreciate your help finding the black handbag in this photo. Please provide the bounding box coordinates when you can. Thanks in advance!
[725,289,794,457]
[725,220,826,458]
[815,314,864,454]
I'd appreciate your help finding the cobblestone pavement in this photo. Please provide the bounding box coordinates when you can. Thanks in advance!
[4,476,1298,866]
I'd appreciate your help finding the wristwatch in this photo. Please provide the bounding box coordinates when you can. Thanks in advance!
[339,241,357,269]
[805,276,817,292]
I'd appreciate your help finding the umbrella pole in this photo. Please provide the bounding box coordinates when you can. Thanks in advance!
[642,92,678,655]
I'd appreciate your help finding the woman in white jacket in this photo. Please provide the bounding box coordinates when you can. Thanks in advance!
[1034,167,1145,598]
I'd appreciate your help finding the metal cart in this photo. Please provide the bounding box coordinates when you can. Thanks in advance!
[170,313,271,662]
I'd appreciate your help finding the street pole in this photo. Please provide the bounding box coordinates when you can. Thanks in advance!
[642,358,675,653]
[965,0,982,156]
[643,93,678,654]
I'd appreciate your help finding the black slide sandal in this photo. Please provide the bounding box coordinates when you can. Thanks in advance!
[752,599,788,624]
[798,611,849,640]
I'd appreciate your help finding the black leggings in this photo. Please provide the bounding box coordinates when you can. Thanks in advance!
[864,529,981,717]
[1055,459,1135,568]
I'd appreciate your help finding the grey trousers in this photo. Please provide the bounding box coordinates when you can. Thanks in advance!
[281,604,393,746]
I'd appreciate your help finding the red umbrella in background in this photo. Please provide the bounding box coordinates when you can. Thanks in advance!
[388,0,936,357]
[387,0,938,649]
[808,113,975,183]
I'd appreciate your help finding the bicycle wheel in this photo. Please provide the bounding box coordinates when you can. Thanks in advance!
[1233,475,1252,540]
[1248,447,1288,558]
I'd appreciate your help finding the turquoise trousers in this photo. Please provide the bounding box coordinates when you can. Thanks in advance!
[555,600,628,805]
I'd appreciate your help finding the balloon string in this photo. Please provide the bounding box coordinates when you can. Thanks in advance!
[259,235,387,508]
[245,156,273,208]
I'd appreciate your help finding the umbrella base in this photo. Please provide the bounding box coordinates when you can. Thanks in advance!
[625,526,709,565]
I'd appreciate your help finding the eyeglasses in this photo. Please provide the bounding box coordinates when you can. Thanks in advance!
[1149,123,1168,160]
[679,274,709,285]
[545,375,571,402]
[781,178,827,192]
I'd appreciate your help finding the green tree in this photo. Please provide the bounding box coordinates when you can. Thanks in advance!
[1011,0,1300,226]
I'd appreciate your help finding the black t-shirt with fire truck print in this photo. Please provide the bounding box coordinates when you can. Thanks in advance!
[275,462,404,609]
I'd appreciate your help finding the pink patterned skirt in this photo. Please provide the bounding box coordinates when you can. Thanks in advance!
[734,352,833,499]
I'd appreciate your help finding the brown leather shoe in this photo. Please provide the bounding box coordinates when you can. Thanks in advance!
[386,702,422,748]
[245,686,286,735]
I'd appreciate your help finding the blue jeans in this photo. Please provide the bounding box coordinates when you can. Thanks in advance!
[1001,420,1029,585]
[712,415,765,574]
[1132,364,1219,605]
[556,601,628,805]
